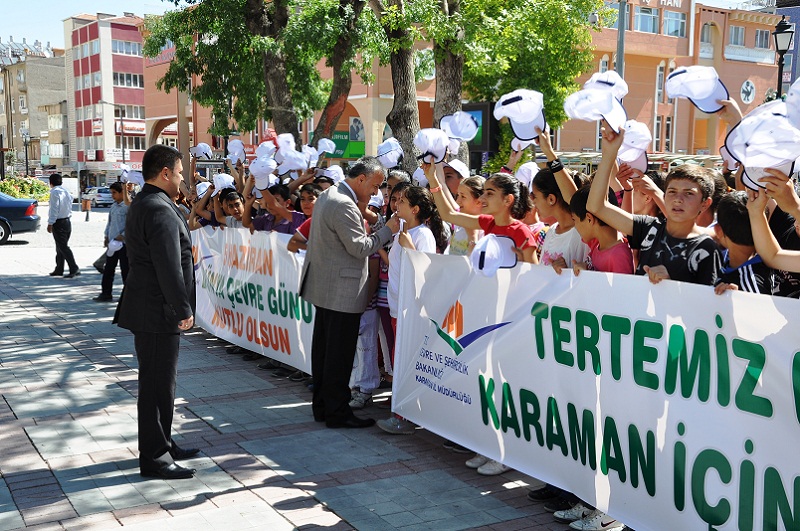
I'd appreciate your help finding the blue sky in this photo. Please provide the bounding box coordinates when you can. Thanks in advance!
[3,0,185,49]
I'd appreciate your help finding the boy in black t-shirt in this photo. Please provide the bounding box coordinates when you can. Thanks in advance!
[713,191,776,295]
[588,126,721,286]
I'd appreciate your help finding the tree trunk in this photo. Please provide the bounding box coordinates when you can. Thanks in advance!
[310,0,366,147]
[386,39,421,174]
[433,0,467,163]
[245,0,300,142]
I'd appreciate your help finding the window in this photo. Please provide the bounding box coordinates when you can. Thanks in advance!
[609,3,630,30]
[116,136,146,150]
[83,74,90,89]
[634,7,659,34]
[73,46,80,59]
[665,117,672,152]
[701,23,712,44]
[111,40,143,56]
[76,107,83,121]
[74,77,81,90]
[663,11,686,37]
[600,54,609,73]
[81,42,89,57]
[19,95,26,110]
[113,73,144,88]
[657,63,665,102]
[654,116,662,152]
[48,114,64,130]
[94,72,101,87]
[667,64,675,104]
[17,70,25,83]
[91,40,100,55]
[755,29,770,49]
[730,26,745,46]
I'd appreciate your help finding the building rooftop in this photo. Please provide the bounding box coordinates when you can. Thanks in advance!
[0,37,56,67]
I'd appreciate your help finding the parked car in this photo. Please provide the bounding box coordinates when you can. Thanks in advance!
[83,187,114,208]
[0,191,40,244]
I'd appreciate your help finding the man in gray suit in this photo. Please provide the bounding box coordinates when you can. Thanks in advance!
[301,156,399,428]
[116,145,199,479]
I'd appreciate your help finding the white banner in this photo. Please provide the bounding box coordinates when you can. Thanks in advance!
[192,227,313,373]
[393,249,800,531]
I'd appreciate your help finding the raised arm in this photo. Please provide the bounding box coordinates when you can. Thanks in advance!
[213,194,227,225]
[538,127,577,204]
[426,163,482,231]
[288,169,315,194]
[587,128,635,235]
[747,187,800,271]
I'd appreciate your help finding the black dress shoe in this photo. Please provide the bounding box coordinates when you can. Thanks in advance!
[93,295,113,302]
[64,271,81,279]
[326,415,376,429]
[170,446,200,460]
[140,462,195,479]
[49,271,64,276]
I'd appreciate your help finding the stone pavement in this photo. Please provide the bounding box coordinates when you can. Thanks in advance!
[0,247,573,530]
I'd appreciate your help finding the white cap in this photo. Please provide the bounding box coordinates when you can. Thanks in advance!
[317,138,336,155]
[121,170,144,187]
[511,137,537,151]
[564,88,627,133]
[514,162,539,189]
[724,100,800,189]
[211,173,235,196]
[189,142,213,159]
[470,234,518,276]
[255,141,277,158]
[228,139,244,153]
[377,137,403,169]
[583,71,629,101]
[413,128,450,164]
[107,239,124,257]
[412,167,428,187]
[321,165,345,184]
[445,159,470,180]
[195,181,211,199]
[617,120,651,170]
[303,145,321,168]
[275,133,297,164]
[785,77,800,130]
[440,111,479,142]
[226,151,245,165]
[250,157,278,189]
[368,191,384,209]
[719,145,739,172]
[619,151,649,173]
[494,89,546,141]
[277,150,310,175]
[665,66,728,114]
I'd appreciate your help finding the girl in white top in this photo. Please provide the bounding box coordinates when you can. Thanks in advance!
[446,176,485,256]
[387,185,447,318]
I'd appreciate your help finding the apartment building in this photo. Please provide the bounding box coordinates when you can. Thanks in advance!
[64,13,145,186]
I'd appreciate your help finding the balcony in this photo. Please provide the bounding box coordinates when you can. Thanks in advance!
[724,45,775,64]
[699,42,713,59]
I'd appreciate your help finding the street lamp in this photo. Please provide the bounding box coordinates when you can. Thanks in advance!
[773,15,794,98]
[98,100,126,180]
[20,128,30,177]
[616,0,627,78]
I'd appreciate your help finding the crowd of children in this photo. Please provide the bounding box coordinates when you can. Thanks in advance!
[178,86,800,529]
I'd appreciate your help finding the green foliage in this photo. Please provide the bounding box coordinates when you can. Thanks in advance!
[143,0,388,136]
[461,0,610,128]
[0,177,49,201]
[481,122,533,175]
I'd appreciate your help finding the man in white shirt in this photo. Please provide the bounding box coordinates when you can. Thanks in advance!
[47,174,80,278]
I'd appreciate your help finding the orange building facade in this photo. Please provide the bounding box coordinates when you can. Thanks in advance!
[557,0,783,167]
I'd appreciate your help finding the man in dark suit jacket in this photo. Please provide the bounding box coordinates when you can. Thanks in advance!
[115,144,199,480]
[300,156,399,428]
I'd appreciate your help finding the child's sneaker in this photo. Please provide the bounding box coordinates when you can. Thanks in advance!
[465,453,490,469]
[349,391,372,410]
[569,510,624,530]
[553,503,593,523]
[476,459,510,475]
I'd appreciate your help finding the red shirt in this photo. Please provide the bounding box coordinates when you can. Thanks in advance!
[478,214,535,249]
[297,217,312,240]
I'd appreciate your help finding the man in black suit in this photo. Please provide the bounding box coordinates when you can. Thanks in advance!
[115,145,199,480]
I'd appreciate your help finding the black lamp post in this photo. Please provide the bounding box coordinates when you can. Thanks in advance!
[773,15,794,98]
[21,129,30,177]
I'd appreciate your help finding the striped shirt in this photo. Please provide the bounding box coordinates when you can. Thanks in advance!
[718,251,776,295]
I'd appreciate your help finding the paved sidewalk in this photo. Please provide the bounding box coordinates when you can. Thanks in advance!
[0,266,568,531]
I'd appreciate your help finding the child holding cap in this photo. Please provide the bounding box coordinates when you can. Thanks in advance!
[588,127,720,285]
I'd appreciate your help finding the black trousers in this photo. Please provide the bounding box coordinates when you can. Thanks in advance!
[311,306,362,423]
[134,331,180,469]
[100,246,129,297]
[52,218,78,274]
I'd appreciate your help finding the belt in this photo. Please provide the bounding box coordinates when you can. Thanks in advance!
[55,217,71,221]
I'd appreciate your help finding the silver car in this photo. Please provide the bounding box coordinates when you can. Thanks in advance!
[83,187,114,208]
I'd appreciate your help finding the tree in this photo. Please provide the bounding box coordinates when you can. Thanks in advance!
[461,0,608,129]
[144,0,382,143]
